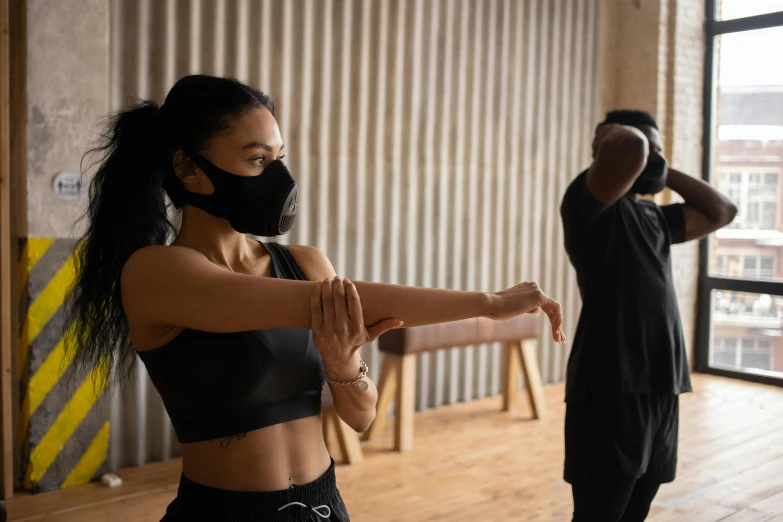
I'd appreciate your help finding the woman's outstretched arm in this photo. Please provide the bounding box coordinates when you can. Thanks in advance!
[122,245,564,342]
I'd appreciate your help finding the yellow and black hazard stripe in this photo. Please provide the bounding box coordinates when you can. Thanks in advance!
[18,238,110,492]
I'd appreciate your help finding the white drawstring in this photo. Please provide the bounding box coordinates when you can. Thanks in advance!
[278,501,332,519]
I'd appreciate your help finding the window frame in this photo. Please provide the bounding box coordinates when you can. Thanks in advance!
[697,1,783,386]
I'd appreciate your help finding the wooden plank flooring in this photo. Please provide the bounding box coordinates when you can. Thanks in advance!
[6,374,783,521]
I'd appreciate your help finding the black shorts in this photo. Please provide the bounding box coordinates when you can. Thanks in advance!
[161,459,350,521]
[564,394,679,484]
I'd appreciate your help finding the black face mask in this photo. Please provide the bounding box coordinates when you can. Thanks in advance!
[180,152,298,236]
[630,151,668,195]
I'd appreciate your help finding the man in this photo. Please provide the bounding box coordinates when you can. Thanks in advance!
[560,110,737,521]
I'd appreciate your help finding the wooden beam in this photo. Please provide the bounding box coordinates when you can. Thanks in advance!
[333,415,363,465]
[322,410,343,463]
[8,0,26,499]
[502,342,521,412]
[394,354,416,452]
[323,410,364,465]
[0,0,17,499]
[519,340,547,420]
[363,354,399,442]
[10,0,26,241]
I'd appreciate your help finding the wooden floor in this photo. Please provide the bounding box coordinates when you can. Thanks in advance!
[6,374,783,521]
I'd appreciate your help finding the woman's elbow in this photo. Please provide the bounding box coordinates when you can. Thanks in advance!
[355,413,377,434]
[345,410,376,433]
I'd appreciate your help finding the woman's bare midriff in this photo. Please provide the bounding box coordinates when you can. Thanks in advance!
[179,414,332,492]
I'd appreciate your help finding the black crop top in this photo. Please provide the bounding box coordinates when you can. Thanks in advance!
[136,243,326,443]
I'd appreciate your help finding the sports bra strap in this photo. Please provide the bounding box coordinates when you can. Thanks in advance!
[263,242,308,281]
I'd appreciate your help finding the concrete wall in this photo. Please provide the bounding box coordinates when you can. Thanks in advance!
[26,0,109,238]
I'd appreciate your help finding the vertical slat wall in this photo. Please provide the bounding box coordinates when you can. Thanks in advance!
[107,0,600,469]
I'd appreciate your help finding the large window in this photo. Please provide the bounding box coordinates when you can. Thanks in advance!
[700,2,783,384]
[712,336,774,371]
[718,1,783,20]
[716,170,779,230]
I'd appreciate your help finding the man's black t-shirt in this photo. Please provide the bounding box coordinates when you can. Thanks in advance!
[561,170,692,403]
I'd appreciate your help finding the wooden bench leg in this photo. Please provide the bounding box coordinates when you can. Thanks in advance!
[519,340,547,419]
[322,409,364,465]
[502,342,521,411]
[394,354,417,452]
[334,414,363,465]
[363,354,400,441]
[322,410,343,462]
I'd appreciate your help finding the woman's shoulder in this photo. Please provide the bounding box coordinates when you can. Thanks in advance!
[283,244,323,261]
[122,244,209,288]
[125,244,206,270]
[281,244,336,281]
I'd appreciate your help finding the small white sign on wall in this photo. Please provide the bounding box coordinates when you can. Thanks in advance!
[52,170,83,203]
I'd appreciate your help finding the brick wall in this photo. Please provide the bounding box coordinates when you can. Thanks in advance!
[668,0,706,368]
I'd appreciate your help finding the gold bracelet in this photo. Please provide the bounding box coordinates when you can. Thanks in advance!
[325,360,369,391]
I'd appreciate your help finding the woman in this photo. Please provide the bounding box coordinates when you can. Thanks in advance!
[65,74,565,521]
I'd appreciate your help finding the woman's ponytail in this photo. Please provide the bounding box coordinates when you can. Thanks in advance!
[64,101,175,383]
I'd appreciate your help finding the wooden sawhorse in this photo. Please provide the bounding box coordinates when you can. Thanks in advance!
[364,313,546,452]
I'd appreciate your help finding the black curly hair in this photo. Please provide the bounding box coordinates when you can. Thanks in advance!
[598,109,658,130]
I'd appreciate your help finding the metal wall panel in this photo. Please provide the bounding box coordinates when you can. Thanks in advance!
[107,0,600,469]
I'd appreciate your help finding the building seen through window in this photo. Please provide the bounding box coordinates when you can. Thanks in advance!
[707,2,783,377]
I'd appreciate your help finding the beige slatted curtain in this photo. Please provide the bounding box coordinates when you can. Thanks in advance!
[107,0,600,469]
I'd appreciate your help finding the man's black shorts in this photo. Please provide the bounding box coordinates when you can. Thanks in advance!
[564,394,679,484]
